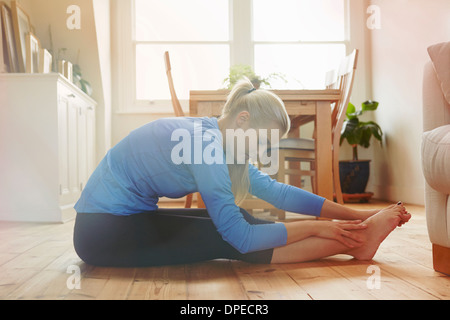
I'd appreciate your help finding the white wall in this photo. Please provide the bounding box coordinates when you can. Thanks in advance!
[368,0,450,205]
[339,0,373,163]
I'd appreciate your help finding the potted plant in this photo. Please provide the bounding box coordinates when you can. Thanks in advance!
[223,65,287,89]
[73,64,93,96]
[339,100,383,195]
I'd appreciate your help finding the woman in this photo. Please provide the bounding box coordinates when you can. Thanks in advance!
[73,79,411,267]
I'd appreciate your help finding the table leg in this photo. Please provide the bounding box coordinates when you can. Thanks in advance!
[315,101,333,201]
[287,126,302,188]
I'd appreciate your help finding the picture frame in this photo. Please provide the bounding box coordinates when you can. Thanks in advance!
[25,32,39,73]
[1,2,18,72]
[11,0,31,73]
[64,60,73,82]
[39,47,52,73]
[58,59,73,82]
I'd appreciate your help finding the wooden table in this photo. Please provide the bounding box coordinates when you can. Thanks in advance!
[189,89,340,202]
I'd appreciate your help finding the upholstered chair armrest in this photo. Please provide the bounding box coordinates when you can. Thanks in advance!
[422,125,450,194]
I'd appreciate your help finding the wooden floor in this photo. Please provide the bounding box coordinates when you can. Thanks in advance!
[0,200,449,300]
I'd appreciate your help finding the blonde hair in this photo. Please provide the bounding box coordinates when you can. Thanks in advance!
[220,78,291,204]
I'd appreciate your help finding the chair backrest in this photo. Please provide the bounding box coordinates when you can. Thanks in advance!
[325,69,338,89]
[164,51,185,117]
[331,49,359,143]
[325,69,339,126]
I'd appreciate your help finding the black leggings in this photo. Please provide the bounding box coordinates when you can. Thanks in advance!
[73,208,274,267]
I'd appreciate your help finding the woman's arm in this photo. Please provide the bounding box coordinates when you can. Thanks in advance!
[248,164,325,217]
[187,161,288,254]
[248,165,383,222]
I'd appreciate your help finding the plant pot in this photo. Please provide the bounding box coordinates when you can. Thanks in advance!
[339,160,371,194]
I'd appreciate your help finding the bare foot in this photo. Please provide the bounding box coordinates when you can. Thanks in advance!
[348,205,411,260]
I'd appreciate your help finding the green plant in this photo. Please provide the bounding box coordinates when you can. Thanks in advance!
[223,64,287,89]
[73,64,93,96]
[340,100,383,161]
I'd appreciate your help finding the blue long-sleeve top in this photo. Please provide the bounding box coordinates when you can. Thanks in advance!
[74,117,325,254]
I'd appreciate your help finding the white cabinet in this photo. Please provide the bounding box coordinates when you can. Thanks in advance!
[57,83,96,208]
[0,74,97,222]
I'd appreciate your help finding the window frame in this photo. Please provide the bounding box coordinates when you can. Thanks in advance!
[113,0,350,114]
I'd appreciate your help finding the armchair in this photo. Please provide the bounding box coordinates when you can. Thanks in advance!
[421,41,450,275]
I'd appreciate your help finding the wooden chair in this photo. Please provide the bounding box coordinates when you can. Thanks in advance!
[164,51,185,117]
[273,49,359,219]
[164,51,193,208]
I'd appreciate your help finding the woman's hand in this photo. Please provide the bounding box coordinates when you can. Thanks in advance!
[313,220,368,248]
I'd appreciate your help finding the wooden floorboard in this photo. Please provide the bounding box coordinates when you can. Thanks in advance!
[0,200,449,300]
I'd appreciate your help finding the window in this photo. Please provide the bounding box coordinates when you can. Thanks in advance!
[116,0,349,113]
[253,0,348,89]
[134,0,230,104]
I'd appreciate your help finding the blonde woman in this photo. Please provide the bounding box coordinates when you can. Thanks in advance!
[73,79,411,267]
